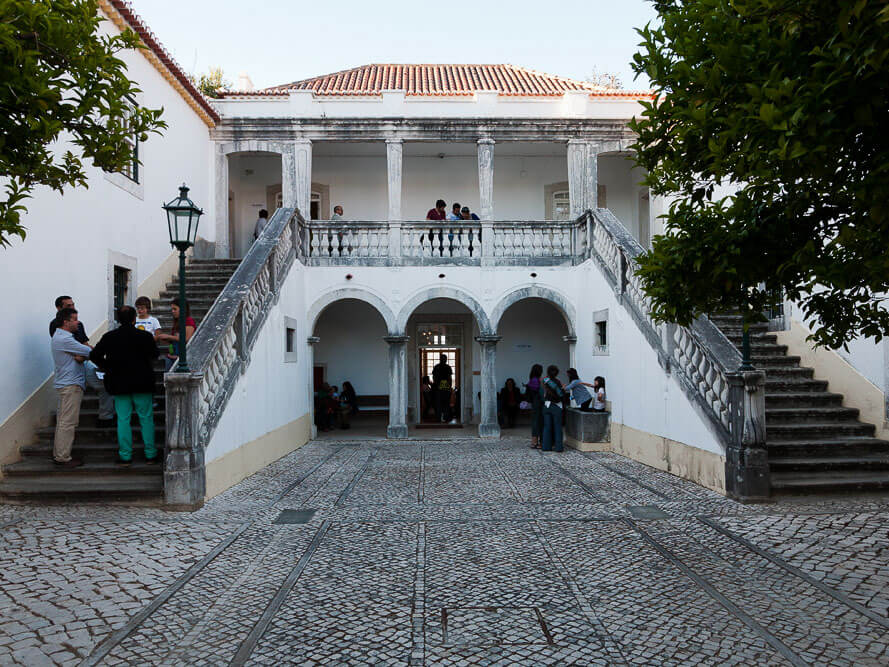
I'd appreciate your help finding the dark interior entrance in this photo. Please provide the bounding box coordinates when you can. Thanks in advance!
[419,347,461,426]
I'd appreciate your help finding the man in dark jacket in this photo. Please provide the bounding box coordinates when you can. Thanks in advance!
[90,306,159,466]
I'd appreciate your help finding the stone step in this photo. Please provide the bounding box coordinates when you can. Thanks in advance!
[190,258,241,265]
[770,471,889,494]
[20,441,164,457]
[751,355,802,367]
[0,474,163,501]
[765,406,860,424]
[767,438,889,458]
[158,289,223,299]
[174,268,238,277]
[725,333,779,345]
[717,323,770,335]
[37,425,165,445]
[3,457,163,476]
[760,366,814,379]
[163,277,234,286]
[766,421,875,440]
[50,407,166,426]
[764,392,844,408]
[769,455,889,473]
[764,378,830,393]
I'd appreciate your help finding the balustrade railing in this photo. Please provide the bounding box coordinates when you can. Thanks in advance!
[295,218,588,266]
[589,208,768,501]
[164,207,300,508]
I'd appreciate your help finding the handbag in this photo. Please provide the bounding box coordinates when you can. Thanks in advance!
[519,400,531,411]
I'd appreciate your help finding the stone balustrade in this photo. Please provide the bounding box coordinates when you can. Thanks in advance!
[297,218,588,266]
[589,208,769,502]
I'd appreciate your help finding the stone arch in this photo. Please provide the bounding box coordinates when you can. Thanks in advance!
[308,288,398,336]
[490,284,576,337]
[396,286,493,335]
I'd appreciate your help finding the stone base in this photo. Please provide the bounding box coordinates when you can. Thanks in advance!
[387,424,409,438]
[478,422,501,439]
[565,435,611,452]
[565,408,611,448]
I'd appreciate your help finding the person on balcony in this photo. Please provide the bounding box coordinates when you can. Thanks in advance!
[460,206,480,221]
[252,209,269,240]
[426,199,447,221]
[331,205,344,220]
[446,202,462,221]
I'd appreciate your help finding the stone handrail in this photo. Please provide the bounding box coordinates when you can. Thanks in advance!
[164,207,301,508]
[296,218,588,266]
[589,208,768,501]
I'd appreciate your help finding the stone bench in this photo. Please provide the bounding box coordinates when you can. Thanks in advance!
[565,408,611,452]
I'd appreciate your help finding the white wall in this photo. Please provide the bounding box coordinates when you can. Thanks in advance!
[228,154,282,257]
[313,299,389,395]
[205,262,310,463]
[0,13,212,428]
[496,299,569,389]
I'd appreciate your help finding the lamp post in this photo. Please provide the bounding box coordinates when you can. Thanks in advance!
[162,184,203,373]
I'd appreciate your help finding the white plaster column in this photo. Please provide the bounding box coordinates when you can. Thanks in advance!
[214,147,230,258]
[384,335,410,438]
[563,335,578,369]
[281,142,298,208]
[307,336,320,438]
[386,138,403,221]
[476,335,501,438]
[567,139,586,219]
[477,138,495,220]
[294,139,312,217]
[584,142,599,210]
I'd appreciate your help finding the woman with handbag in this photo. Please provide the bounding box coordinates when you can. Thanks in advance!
[541,365,566,452]
[526,364,544,448]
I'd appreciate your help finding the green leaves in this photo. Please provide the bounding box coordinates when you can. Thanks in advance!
[631,0,889,348]
[0,0,167,246]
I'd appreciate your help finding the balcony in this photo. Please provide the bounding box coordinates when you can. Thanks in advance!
[296,217,591,267]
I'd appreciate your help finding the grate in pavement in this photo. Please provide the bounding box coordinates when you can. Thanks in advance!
[273,509,316,524]
[627,505,669,519]
[440,606,554,647]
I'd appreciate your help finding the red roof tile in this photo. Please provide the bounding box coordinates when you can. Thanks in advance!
[225,64,650,99]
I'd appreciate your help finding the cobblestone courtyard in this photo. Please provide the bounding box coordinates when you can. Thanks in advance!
[2,437,889,665]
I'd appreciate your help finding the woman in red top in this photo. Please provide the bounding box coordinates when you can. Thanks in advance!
[157,300,196,371]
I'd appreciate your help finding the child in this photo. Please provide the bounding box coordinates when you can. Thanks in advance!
[134,296,162,340]
[592,376,607,412]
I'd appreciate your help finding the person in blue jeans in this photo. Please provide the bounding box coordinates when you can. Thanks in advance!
[540,365,566,452]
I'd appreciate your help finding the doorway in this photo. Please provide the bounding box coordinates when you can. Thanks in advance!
[417,322,463,426]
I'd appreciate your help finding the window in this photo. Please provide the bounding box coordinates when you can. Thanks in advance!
[117,101,139,183]
[593,309,609,356]
[553,191,571,220]
[284,317,298,363]
[113,266,130,314]
[310,191,321,220]
[417,323,463,347]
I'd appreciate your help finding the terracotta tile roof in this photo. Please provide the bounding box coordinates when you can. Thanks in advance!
[99,0,220,125]
[225,64,650,99]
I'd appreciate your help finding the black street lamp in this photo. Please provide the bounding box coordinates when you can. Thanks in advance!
[162,183,203,373]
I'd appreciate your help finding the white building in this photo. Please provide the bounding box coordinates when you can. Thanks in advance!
[2,5,887,508]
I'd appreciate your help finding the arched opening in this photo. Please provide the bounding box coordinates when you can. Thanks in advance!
[496,298,570,429]
[403,297,485,429]
[312,299,390,435]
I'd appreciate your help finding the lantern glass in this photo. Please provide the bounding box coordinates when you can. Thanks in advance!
[162,184,203,247]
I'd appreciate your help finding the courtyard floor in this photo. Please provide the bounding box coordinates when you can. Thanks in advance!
[1,437,889,666]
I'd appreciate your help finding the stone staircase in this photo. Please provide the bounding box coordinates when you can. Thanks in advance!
[0,258,240,502]
[711,315,889,495]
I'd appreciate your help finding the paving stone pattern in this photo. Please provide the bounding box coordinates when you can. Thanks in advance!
[1,436,889,665]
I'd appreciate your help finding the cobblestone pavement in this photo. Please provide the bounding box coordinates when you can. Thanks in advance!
[2,437,889,665]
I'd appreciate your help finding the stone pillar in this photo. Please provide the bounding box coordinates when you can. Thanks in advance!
[307,336,320,439]
[281,142,298,208]
[294,139,312,218]
[725,370,770,502]
[584,142,599,210]
[567,139,586,219]
[164,372,205,510]
[384,335,410,438]
[386,139,403,221]
[477,138,495,220]
[214,148,230,258]
[476,335,501,438]
[562,335,577,369]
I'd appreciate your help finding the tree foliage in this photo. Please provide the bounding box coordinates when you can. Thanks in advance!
[191,66,229,99]
[0,0,166,246]
[630,0,889,348]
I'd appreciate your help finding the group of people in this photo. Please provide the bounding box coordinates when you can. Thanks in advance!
[421,353,460,424]
[499,365,606,452]
[426,200,481,221]
[314,381,358,431]
[48,295,194,468]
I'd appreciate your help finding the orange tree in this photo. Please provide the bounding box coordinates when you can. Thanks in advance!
[630,0,889,348]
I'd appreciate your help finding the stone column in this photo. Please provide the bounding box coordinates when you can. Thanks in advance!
[584,142,599,210]
[567,139,586,219]
[562,335,578,369]
[725,370,770,502]
[307,336,320,439]
[476,335,501,438]
[214,148,230,258]
[384,335,410,438]
[164,372,205,510]
[294,139,312,218]
[477,138,495,220]
[281,142,298,208]
[386,139,403,221]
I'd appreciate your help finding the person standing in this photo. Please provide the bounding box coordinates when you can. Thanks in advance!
[330,205,344,220]
[50,307,91,467]
[157,301,196,371]
[527,364,544,449]
[460,206,480,221]
[134,296,162,340]
[541,365,566,452]
[90,306,159,465]
[253,209,270,240]
[564,368,595,411]
[50,295,114,426]
[432,353,453,423]
[499,378,522,429]
[446,202,462,221]
[426,199,447,221]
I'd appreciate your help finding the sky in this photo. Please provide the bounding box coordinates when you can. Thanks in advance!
[128,0,658,91]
